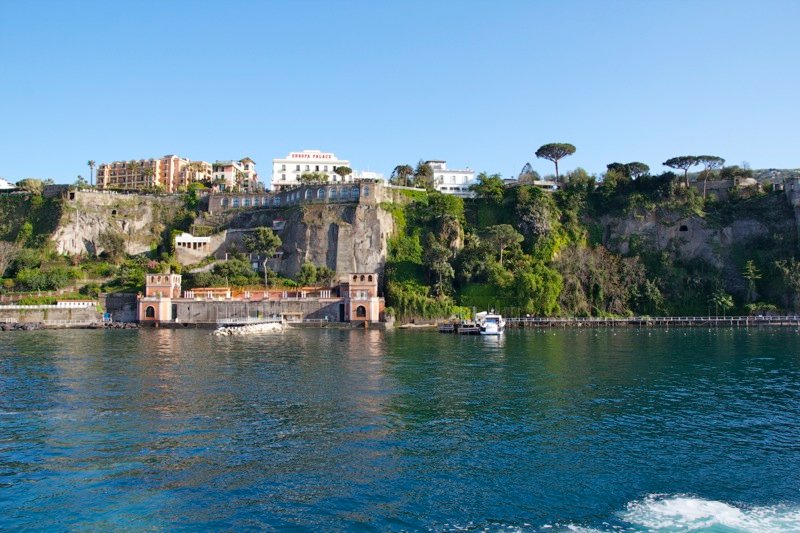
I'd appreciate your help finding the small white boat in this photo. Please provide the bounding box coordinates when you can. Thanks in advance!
[476,311,505,335]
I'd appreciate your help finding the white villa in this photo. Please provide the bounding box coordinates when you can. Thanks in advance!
[426,160,476,198]
[271,150,352,192]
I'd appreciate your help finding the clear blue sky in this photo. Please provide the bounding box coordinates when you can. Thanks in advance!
[1,0,798,186]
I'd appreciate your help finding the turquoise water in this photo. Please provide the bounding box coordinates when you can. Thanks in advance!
[1,328,799,531]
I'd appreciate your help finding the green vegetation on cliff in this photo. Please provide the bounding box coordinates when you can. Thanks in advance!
[0,194,62,246]
[383,167,799,319]
[0,187,194,297]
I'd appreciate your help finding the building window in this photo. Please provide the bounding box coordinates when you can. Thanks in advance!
[317,188,325,199]
[305,189,312,199]
[362,187,369,197]
[296,165,300,171]
[324,165,328,171]
[232,198,240,207]
[356,306,366,318]
[305,165,310,171]
[281,174,286,180]
[243,198,250,207]
[145,306,155,318]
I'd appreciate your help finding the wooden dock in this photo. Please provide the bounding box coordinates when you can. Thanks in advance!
[438,322,482,335]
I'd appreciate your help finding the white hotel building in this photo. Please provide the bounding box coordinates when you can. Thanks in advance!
[271,150,351,192]
[427,160,476,198]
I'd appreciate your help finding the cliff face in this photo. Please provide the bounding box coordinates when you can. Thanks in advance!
[599,193,796,270]
[223,203,394,277]
[51,191,183,256]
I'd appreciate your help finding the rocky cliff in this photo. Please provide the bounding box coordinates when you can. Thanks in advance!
[52,191,183,256]
[218,203,394,277]
[599,192,795,273]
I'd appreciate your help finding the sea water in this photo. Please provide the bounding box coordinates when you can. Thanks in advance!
[1,328,799,531]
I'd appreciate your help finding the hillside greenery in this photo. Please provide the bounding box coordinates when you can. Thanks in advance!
[0,185,332,296]
[2,168,799,319]
[383,167,798,319]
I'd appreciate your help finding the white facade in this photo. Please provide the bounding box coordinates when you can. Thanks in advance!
[271,150,351,192]
[426,160,476,198]
[174,232,211,252]
[0,178,15,190]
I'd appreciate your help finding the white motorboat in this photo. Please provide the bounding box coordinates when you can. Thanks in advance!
[476,311,505,335]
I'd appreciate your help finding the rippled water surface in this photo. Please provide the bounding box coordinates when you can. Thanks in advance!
[1,328,799,531]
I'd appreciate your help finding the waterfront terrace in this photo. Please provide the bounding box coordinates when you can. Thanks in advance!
[137,272,386,326]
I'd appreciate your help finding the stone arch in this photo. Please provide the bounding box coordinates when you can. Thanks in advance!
[356,305,366,318]
[145,306,155,318]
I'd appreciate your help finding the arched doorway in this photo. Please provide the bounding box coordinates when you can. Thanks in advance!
[145,306,156,318]
[356,305,366,318]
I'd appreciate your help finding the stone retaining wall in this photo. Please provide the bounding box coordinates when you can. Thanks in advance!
[170,298,344,325]
[0,306,102,325]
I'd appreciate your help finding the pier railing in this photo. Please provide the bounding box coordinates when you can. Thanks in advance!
[503,315,800,328]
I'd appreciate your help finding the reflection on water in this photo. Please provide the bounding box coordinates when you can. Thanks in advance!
[1,328,799,530]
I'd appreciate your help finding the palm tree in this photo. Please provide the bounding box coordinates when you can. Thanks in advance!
[184,162,204,187]
[87,160,96,187]
[391,164,414,187]
[235,169,247,192]
[142,166,156,190]
[709,288,734,318]
[126,161,140,189]
[413,161,433,189]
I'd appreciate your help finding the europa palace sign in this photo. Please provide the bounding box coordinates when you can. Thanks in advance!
[288,152,335,160]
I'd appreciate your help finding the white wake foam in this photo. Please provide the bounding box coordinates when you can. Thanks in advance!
[442,495,800,532]
[619,494,800,532]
